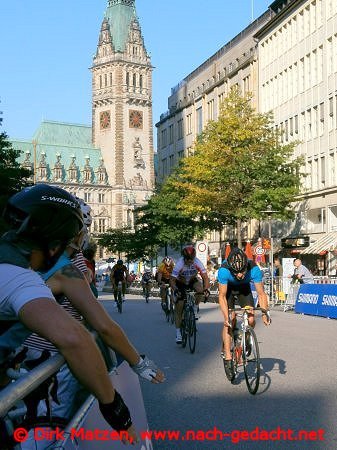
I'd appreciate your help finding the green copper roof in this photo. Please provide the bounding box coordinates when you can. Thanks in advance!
[105,0,136,52]
[12,121,108,184]
[32,120,93,147]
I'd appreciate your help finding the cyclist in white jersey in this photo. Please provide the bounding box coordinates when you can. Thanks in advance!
[170,245,210,344]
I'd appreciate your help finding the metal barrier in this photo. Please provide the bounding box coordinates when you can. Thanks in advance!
[0,353,65,417]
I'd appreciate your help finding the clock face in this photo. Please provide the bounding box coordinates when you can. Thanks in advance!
[129,110,143,129]
[100,110,111,130]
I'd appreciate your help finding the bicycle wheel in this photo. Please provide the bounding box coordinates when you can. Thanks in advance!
[188,309,196,354]
[170,303,175,324]
[117,291,122,313]
[242,327,260,395]
[181,310,188,348]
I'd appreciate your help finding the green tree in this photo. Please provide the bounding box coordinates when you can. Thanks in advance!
[172,87,303,247]
[0,126,32,234]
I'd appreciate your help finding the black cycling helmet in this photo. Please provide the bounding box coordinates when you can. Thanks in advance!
[227,248,248,274]
[3,184,83,248]
[182,245,196,261]
[117,259,123,265]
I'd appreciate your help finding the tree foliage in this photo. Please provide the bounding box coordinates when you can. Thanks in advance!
[0,125,32,234]
[171,87,303,242]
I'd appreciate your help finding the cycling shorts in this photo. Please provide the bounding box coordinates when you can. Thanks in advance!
[226,283,254,309]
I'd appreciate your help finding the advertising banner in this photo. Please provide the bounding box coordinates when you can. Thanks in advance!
[295,284,337,319]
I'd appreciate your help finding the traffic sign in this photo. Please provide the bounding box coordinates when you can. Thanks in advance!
[196,240,208,266]
[254,245,266,256]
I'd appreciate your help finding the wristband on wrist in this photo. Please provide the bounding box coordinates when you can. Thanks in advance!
[99,391,132,431]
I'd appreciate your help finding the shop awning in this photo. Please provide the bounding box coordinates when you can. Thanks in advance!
[300,231,337,254]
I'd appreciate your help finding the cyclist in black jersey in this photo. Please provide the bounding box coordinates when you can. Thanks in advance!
[110,259,129,302]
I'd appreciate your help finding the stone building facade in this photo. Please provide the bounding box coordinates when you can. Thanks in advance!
[155,11,271,256]
[156,0,337,270]
[12,0,154,259]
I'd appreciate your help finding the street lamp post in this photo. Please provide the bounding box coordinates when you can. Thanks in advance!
[260,204,279,306]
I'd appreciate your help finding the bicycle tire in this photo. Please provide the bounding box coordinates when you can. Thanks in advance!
[188,309,196,354]
[242,327,260,395]
[165,290,170,322]
[181,311,188,348]
[170,304,175,324]
[117,290,122,313]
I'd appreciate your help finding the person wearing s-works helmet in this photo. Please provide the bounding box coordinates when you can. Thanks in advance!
[0,184,138,444]
[217,247,271,381]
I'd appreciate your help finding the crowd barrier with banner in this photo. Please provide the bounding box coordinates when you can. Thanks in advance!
[295,283,337,319]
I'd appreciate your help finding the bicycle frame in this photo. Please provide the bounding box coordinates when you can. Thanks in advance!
[226,306,261,395]
[180,290,197,353]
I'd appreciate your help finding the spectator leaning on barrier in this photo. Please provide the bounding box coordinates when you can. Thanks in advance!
[0,184,138,443]
[19,226,164,449]
[291,258,314,284]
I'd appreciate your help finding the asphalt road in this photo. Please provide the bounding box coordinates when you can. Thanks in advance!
[99,292,337,450]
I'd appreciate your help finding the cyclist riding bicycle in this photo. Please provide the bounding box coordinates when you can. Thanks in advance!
[170,245,210,344]
[157,257,175,311]
[217,247,271,380]
[141,267,153,298]
[110,259,129,303]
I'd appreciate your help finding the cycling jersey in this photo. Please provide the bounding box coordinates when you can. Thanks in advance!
[111,265,127,282]
[157,262,174,281]
[217,262,263,286]
[142,272,153,283]
[171,257,206,285]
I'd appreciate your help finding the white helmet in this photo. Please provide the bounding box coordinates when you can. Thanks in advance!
[75,197,92,227]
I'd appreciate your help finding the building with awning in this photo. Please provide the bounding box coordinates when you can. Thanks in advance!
[300,232,337,276]
[300,232,337,255]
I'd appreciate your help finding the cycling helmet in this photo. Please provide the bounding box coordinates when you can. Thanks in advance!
[3,184,83,248]
[117,259,123,265]
[227,248,248,274]
[182,245,196,261]
[75,197,92,227]
[163,256,173,266]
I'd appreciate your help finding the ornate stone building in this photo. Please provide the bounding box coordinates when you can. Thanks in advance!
[12,0,154,259]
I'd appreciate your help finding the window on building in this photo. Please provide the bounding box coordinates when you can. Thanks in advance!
[177,119,184,140]
[196,107,203,135]
[169,154,174,168]
[169,124,174,144]
[178,150,184,159]
[126,72,129,86]
[161,129,167,148]
[139,74,143,90]
[207,100,214,121]
[84,192,92,203]
[98,193,105,203]
[99,75,102,89]
[98,219,106,233]
[187,113,192,134]
[321,156,325,186]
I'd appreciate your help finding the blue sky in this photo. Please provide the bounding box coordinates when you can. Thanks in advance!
[0,0,271,144]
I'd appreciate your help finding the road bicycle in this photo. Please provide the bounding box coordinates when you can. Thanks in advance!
[143,281,152,303]
[180,289,197,354]
[116,281,123,313]
[162,284,174,324]
[223,306,261,395]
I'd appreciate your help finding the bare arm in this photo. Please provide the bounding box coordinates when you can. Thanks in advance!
[218,283,229,324]
[19,298,115,404]
[201,271,210,290]
[254,282,271,325]
[50,265,164,383]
